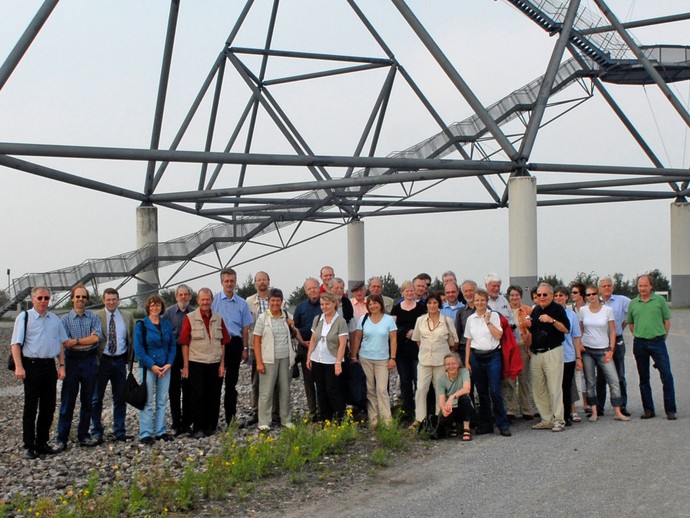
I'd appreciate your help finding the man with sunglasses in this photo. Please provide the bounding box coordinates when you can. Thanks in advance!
[56,284,104,450]
[529,283,570,432]
[10,287,69,459]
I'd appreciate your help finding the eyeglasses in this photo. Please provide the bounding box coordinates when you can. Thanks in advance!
[536,293,550,298]
[35,296,51,301]
[74,295,89,300]
[586,292,598,297]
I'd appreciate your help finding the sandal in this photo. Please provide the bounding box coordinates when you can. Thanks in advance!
[462,429,472,442]
[571,412,581,423]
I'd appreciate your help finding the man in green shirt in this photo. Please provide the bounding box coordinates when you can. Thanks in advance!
[626,275,676,420]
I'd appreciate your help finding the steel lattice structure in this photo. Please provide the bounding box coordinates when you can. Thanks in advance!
[1,0,689,312]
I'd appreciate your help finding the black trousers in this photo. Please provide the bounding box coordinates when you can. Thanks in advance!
[439,394,476,428]
[562,360,576,422]
[22,358,57,448]
[188,361,223,433]
[311,361,345,421]
[224,337,244,424]
[169,347,188,431]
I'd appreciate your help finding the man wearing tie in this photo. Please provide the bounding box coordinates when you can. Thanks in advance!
[91,288,134,443]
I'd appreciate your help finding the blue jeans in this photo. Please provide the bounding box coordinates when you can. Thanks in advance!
[91,355,128,439]
[139,367,171,439]
[582,348,622,407]
[470,350,509,431]
[57,353,98,443]
[597,337,627,411]
[633,337,676,414]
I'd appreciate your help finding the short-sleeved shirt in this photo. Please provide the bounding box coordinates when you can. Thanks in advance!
[464,311,502,351]
[603,295,630,336]
[627,294,671,339]
[530,302,570,351]
[311,314,349,364]
[254,311,292,359]
[11,309,68,359]
[579,305,614,349]
[438,368,471,408]
[356,314,397,361]
[62,310,104,353]
[563,307,582,362]
[212,291,254,338]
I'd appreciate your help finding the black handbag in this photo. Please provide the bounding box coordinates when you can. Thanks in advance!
[125,322,147,410]
[7,310,29,371]
[125,368,147,410]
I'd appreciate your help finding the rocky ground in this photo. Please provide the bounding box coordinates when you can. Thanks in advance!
[0,324,438,515]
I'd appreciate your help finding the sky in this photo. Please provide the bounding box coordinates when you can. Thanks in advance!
[1,0,689,300]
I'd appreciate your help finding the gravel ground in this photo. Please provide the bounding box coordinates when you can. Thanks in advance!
[0,323,434,514]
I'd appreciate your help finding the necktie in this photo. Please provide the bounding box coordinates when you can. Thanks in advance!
[108,313,117,355]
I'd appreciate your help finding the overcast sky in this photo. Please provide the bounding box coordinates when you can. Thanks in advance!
[1,0,688,298]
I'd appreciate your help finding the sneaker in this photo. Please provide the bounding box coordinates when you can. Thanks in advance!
[54,440,67,452]
[283,422,295,429]
[258,425,270,433]
[551,424,565,432]
[79,437,99,447]
[92,435,104,446]
[531,420,553,430]
[499,429,512,437]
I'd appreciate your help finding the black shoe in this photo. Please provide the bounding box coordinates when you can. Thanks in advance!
[24,448,39,460]
[79,437,99,447]
[641,411,656,420]
[140,436,155,445]
[565,420,573,427]
[620,408,631,417]
[54,441,67,452]
[156,433,173,442]
[193,430,205,439]
[506,414,516,423]
[115,434,133,442]
[92,435,104,446]
[667,412,677,421]
[475,427,493,435]
[500,429,512,437]
[35,443,59,455]
[522,414,534,421]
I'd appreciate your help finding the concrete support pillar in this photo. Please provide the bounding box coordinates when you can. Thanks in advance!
[347,220,365,292]
[136,205,159,309]
[508,176,538,299]
[670,200,690,307]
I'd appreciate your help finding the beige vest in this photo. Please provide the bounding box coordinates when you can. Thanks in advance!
[187,309,224,364]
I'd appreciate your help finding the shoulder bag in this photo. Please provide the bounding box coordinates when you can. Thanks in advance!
[124,321,148,410]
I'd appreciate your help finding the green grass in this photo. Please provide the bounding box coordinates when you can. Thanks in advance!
[0,409,404,517]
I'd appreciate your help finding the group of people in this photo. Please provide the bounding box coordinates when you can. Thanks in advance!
[10,267,677,459]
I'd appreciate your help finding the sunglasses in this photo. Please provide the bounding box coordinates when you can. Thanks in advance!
[74,295,89,300]
[586,292,599,297]
[571,290,580,295]
[536,293,550,298]
[35,296,51,301]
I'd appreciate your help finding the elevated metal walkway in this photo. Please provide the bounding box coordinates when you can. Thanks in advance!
[2,0,689,315]
[505,0,690,84]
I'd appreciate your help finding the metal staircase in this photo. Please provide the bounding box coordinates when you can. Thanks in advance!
[2,0,689,315]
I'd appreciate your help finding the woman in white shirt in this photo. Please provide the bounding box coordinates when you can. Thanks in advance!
[464,289,511,436]
[307,292,349,422]
[579,286,630,423]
